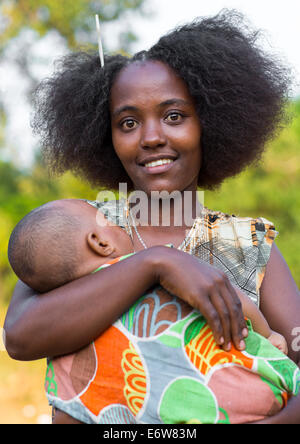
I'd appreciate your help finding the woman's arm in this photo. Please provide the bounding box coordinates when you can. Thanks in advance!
[253,393,300,424]
[4,248,158,360]
[4,246,247,361]
[256,243,300,424]
[260,243,300,365]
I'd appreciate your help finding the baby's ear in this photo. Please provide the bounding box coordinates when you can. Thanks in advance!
[87,232,114,257]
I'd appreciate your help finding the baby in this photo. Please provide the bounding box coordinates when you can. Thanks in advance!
[8,199,134,294]
[8,198,290,424]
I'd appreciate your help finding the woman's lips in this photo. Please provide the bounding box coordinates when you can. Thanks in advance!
[140,160,176,174]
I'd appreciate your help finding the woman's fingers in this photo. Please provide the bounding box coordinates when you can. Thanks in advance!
[222,280,248,350]
[207,272,248,351]
[209,289,232,349]
[195,297,225,346]
[155,247,249,350]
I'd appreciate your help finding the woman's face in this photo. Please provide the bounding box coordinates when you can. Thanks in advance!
[110,60,202,195]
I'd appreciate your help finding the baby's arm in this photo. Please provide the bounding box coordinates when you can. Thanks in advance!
[233,285,271,337]
[233,285,288,354]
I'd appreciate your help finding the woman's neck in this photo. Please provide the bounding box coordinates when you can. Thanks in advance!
[128,188,203,228]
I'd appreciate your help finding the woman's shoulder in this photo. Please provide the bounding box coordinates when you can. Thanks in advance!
[85,199,126,226]
[202,206,278,247]
[200,207,278,305]
[203,206,275,225]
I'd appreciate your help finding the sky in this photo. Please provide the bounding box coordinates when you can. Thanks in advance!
[1,0,300,167]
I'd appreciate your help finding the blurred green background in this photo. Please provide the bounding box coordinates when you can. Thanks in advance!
[0,0,299,424]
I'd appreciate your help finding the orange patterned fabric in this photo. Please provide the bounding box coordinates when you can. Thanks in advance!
[79,326,146,417]
[185,323,253,375]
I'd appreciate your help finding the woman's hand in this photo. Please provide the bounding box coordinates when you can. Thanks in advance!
[150,246,248,351]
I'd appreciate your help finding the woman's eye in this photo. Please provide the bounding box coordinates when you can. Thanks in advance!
[121,119,137,130]
[165,112,183,123]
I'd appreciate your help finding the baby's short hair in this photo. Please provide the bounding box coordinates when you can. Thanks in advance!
[8,203,82,292]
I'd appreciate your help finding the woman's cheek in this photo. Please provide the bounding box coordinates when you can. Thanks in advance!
[111,132,126,159]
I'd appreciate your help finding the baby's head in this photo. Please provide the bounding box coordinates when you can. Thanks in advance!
[8,199,133,293]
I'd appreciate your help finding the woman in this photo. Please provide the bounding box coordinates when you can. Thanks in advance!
[4,10,300,423]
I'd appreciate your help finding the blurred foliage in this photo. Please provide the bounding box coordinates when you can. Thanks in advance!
[0,0,148,144]
[0,0,146,50]
[0,304,51,424]
[0,107,6,148]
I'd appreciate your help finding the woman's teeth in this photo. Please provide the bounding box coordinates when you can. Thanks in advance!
[144,159,174,168]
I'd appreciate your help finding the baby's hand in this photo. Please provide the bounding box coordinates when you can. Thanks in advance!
[267,331,288,355]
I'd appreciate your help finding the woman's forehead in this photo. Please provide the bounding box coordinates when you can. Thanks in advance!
[110,60,192,108]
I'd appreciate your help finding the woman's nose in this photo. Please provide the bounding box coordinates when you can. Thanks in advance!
[140,120,167,149]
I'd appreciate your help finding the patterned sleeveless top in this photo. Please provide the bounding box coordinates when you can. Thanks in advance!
[87,199,278,306]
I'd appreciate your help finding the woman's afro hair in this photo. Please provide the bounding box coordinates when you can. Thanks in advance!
[32,9,293,191]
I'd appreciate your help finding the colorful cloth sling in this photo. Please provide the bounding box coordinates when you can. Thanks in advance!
[45,200,300,423]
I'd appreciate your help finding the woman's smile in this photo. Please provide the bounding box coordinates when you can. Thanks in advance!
[110,60,202,195]
[141,159,176,174]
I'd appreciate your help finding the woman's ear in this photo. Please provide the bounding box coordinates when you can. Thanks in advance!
[87,232,115,257]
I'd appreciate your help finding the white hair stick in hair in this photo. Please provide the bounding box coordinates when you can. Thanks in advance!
[95,14,105,67]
